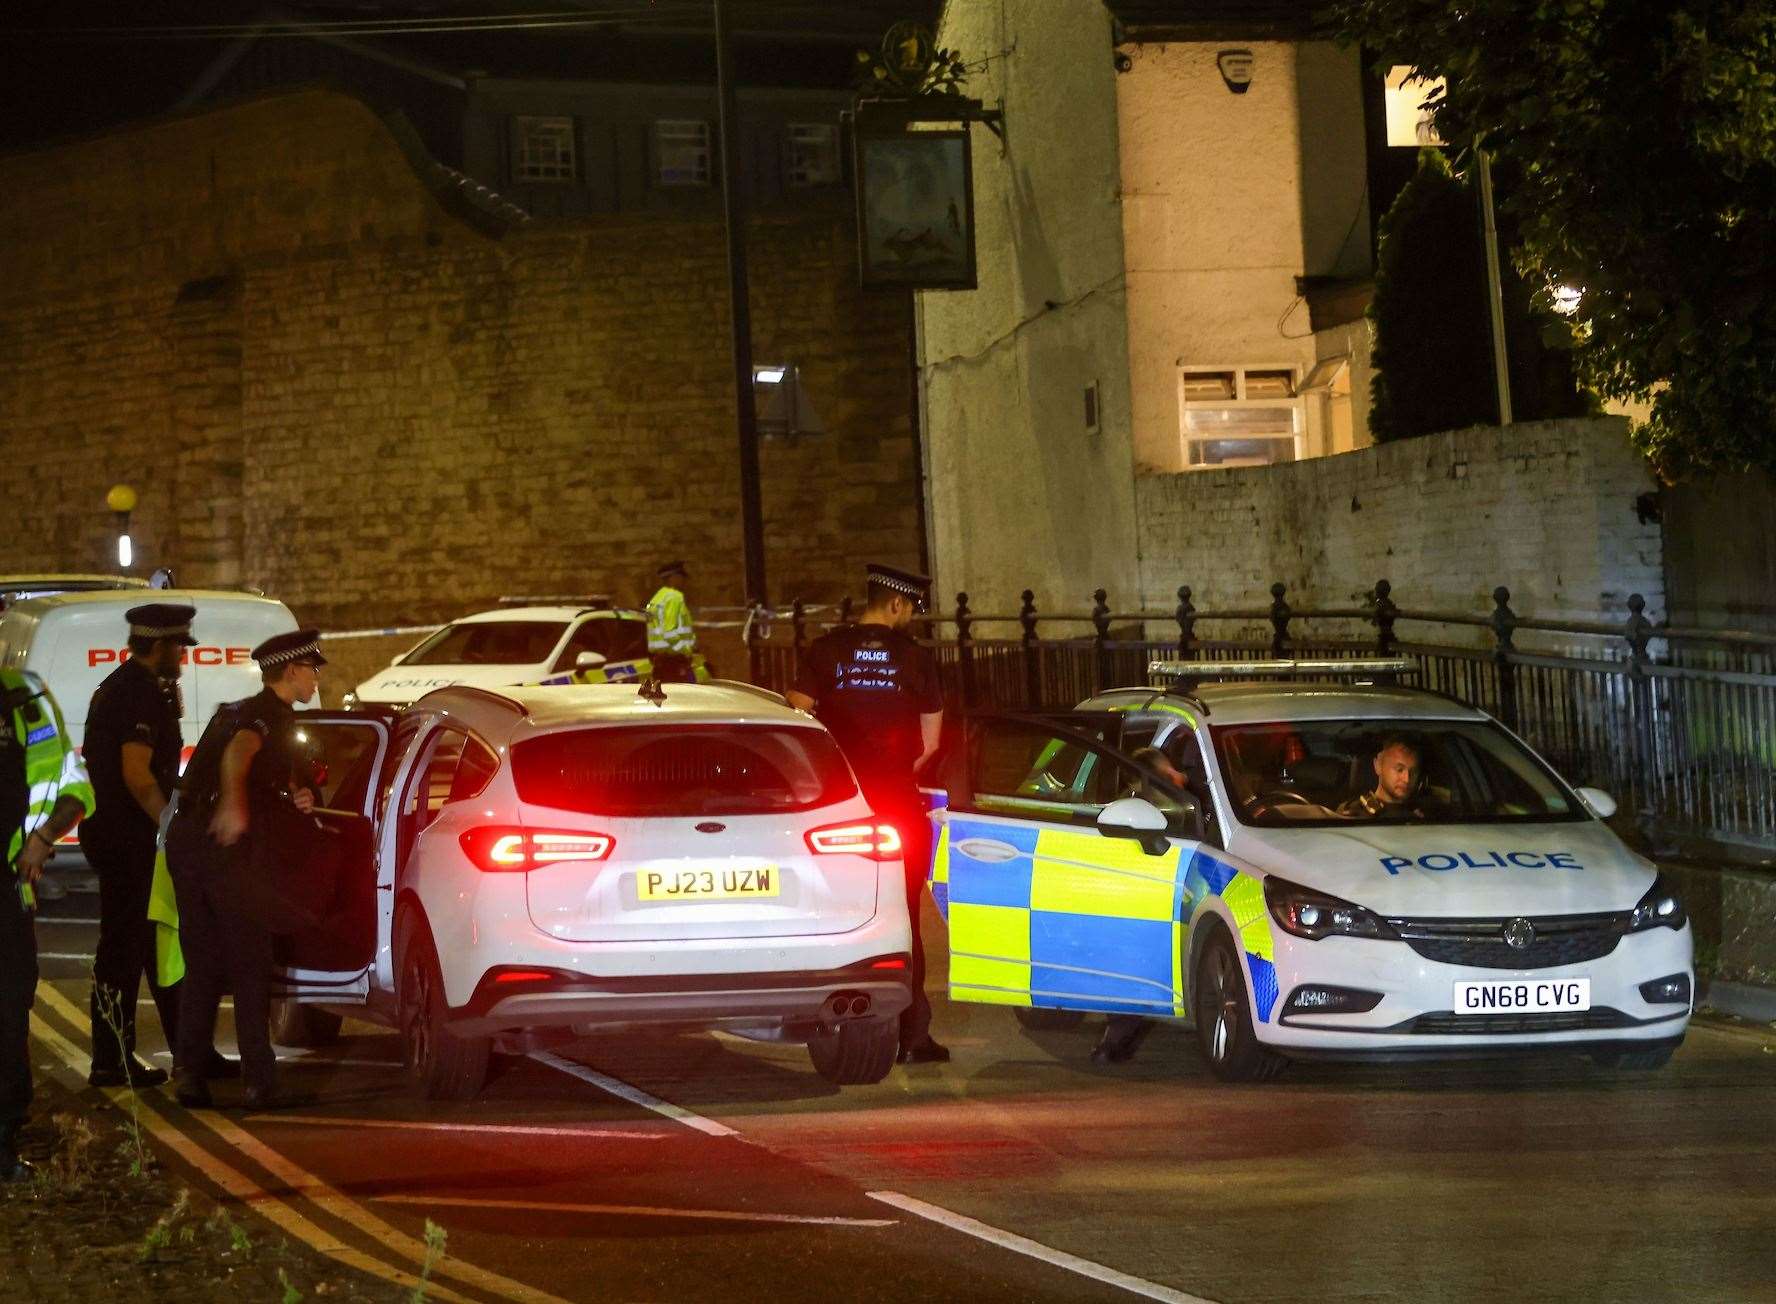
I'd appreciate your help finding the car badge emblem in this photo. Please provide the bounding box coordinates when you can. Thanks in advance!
[695,822,726,834]
[1503,917,1536,950]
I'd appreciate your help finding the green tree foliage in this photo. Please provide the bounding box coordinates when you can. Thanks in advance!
[1333,0,1776,478]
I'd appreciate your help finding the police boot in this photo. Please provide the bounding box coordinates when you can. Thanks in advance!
[0,1123,35,1184]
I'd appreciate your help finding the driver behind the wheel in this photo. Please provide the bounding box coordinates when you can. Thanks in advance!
[1338,735,1431,819]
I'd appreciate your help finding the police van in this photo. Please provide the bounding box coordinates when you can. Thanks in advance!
[0,588,302,754]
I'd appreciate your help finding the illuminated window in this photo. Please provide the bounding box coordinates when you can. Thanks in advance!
[787,123,840,186]
[512,116,576,182]
[1179,366,1302,468]
[656,120,712,186]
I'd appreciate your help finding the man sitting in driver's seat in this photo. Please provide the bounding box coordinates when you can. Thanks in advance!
[1124,746,1193,814]
[1338,735,1434,819]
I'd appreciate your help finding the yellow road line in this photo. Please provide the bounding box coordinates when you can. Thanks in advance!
[34,982,571,1304]
[26,1007,482,1304]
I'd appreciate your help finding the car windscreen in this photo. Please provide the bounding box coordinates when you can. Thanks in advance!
[1211,718,1585,828]
[399,621,566,666]
[512,724,858,817]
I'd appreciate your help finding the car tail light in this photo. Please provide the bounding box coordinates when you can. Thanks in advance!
[459,826,614,873]
[805,821,903,861]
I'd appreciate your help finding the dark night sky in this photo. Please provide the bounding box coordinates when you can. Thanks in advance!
[1,1,942,155]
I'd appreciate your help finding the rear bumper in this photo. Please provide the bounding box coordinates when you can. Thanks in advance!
[449,956,914,1037]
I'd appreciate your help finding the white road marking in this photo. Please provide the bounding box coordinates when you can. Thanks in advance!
[528,1048,739,1138]
[38,952,95,961]
[867,1190,1221,1304]
[146,1050,397,1070]
[35,917,100,925]
[375,1193,895,1227]
[247,1114,669,1140]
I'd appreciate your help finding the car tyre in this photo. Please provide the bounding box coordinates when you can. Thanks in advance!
[1192,930,1288,1083]
[807,1016,898,1085]
[1013,1007,1086,1032]
[1590,1045,1676,1071]
[268,999,342,1049]
[396,911,490,1101]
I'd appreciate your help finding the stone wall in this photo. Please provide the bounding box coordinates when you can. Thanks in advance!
[1135,417,1665,625]
[0,90,921,688]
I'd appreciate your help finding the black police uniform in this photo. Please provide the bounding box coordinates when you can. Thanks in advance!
[0,715,35,1162]
[169,629,323,1106]
[81,605,192,1083]
[794,567,944,1057]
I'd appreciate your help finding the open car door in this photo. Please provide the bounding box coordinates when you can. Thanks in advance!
[270,712,391,1005]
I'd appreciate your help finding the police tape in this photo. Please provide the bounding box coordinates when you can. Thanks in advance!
[317,624,441,642]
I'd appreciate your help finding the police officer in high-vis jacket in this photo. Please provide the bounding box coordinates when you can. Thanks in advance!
[1,671,94,1180]
[645,560,699,680]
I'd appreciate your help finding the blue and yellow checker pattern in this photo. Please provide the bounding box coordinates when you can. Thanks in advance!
[929,815,1279,1023]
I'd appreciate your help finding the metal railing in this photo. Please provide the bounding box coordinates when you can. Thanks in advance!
[743,580,1776,853]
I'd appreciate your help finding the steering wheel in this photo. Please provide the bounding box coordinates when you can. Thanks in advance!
[1245,789,1315,821]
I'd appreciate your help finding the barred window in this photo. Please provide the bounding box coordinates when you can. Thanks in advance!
[655,119,712,186]
[786,123,839,187]
[512,116,576,183]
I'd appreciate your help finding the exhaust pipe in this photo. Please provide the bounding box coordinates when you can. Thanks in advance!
[823,991,872,1021]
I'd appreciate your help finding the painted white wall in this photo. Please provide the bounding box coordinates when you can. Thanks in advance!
[918,0,1140,621]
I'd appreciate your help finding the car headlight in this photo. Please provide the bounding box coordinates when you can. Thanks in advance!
[1627,872,1686,932]
[1263,875,1397,941]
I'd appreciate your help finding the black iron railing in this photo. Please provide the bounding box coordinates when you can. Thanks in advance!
[743,580,1776,853]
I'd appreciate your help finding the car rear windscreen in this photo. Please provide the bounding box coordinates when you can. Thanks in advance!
[512,724,857,816]
[400,620,566,666]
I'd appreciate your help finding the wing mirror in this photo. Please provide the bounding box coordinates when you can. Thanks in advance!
[1096,797,1172,856]
[1574,786,1617,818]
[575,651,608,670]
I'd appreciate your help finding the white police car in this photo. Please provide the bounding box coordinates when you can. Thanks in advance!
[928,661,1692,1081]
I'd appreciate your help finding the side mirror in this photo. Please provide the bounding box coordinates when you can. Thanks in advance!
[1574,786,1617,818]
[575,650,608,670]
[1097,797,1171,856]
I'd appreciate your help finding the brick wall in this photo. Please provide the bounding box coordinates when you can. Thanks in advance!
[1135,417,1665,626]
[0,90,920,696]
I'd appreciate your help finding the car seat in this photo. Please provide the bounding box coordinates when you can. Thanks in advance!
[1280,755,1351,806]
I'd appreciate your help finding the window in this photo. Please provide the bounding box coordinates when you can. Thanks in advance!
[448,736,500,804]
[400,620,568,667]
[655,120,712,186]
[551,616,649,672]
[1179,366,1303,468]
[786,123,839,186]
[512,116,576,183]
[966,720,1153,826]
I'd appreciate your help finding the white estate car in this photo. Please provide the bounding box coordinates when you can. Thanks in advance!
[272,681,914,1098]
[928,670,1693,1081]
[347,604,651,708]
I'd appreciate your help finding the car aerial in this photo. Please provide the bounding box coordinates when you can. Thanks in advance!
[271,680,914,1098]
[925,659,1693,1081]
[344,602,654,709]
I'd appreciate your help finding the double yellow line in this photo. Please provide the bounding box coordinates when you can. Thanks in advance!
[30,983,571,1304]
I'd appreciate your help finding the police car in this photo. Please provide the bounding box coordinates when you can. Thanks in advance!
[927,660,1693,1081]
[346,603,651,708]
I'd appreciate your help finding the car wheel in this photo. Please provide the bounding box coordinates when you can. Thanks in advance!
[1590,1045,1677,1071]
[268,999,342,1048]
[1013,1007,1086,1032]
[396,911,490,1101]
[1192,929,1288,1083]
[807,1016,898,1085]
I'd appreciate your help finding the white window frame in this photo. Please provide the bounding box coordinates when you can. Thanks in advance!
[512,115,577,183]
[786,122,840,187]
[655,119,712,187]
[1177,364,1304,469]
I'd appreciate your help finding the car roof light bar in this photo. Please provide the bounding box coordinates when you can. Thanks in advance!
[1148,656,1418,679]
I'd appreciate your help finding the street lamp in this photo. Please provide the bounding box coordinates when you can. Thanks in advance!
[105,483,136,570]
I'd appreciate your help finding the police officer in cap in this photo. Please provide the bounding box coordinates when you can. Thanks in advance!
[788,564,948,1064]
[646,560,700,681]
[169,628,325,1109]
[81,603,228,1088]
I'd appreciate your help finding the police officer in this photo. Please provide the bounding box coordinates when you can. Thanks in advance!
[169,629,324,1110]
[645,560,699,680]
[787,564,948,1064]
[1,671,94,1179]
[81,603,197,1088]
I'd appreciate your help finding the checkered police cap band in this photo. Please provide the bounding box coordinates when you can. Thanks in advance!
[872,574,926,599]
[256,640,321,668]
[128,621,192,640]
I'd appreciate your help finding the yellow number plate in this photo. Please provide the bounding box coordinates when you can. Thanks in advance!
[637,866,781,902]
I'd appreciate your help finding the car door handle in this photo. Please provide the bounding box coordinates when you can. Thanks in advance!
[954,837,1021,863]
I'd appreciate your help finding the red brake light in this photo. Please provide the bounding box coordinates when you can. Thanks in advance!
[460,827,614,873]
[805,821,902,861]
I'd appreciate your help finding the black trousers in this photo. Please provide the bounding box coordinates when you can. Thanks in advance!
[170,833,275,1094]
[81,821,181,1071]
[0,879,35,1128]
[859,774,935,1049]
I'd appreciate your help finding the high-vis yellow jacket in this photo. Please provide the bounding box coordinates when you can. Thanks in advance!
[646,584,697,655]
[4,668,95,910]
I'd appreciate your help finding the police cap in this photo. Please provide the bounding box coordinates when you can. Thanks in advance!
[125,603,199,646]
[252,628,328,669]
[866,563,932,613]
[657,560,688,580]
